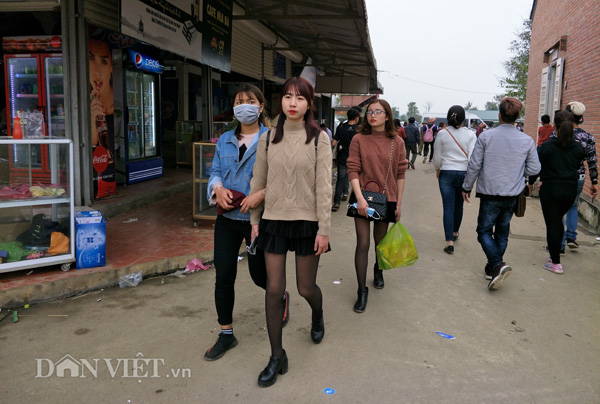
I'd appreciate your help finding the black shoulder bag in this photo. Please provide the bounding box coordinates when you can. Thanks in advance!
[348,137,394,220]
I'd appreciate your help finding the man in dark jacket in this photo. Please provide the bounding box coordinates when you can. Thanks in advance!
[332,108,360,210]
[404,117,420,169]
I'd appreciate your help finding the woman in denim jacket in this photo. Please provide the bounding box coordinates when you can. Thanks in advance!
[204,84,289,361]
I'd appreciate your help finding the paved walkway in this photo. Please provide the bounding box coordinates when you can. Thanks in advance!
[1,160,598,403]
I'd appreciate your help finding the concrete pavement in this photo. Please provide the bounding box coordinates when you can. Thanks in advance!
[1,161,599,403]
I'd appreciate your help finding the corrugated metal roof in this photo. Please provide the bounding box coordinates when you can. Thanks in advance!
[233,0,381,94]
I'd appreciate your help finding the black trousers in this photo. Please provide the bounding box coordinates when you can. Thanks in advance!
[214,215,267,325]
[539,182,577,264]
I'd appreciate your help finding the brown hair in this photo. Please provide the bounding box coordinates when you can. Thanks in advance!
[273,77,320,144]
[499,97,523,123]
[357,99,397,138]
[233,84,267,139]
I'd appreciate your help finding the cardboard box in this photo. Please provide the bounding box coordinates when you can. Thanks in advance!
[75,211,106,269]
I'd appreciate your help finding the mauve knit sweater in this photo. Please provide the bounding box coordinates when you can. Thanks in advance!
[347,130,408,202]
[250,120,332,236]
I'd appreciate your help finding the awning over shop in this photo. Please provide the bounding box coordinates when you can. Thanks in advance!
[233,0,382,94]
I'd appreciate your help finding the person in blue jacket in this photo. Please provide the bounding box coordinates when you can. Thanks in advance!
[204,84,289,361]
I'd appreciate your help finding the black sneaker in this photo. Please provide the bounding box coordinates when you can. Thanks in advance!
[566,239,579,249]
[488,263,512,291]
[204,333,238,361]
[484,263,493,280]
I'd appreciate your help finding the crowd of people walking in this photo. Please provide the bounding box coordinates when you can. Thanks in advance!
[204,76,597,387]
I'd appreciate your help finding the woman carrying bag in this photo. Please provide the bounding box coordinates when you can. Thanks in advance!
[347,99,408,313]
[250,77,332,387]
[204,84,289,362]
[432,106,477,254]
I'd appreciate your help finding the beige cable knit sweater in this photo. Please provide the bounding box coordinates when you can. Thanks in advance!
[250,120,332,236]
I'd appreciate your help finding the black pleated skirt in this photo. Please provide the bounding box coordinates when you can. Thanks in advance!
[256,219,331,256]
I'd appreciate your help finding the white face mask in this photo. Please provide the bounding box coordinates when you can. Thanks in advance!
[234,104,260,125]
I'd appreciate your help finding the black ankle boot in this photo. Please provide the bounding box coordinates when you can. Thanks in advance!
[373,263,384,289]
[258,350,288,388]
[310,316,325,344]
[353,287,368,313]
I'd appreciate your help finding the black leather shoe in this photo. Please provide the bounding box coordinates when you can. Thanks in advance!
[373,263,384,289]
[444,245,454,254]
[257,350,288,388]
[310,317,325,344]
[353,287,368,313]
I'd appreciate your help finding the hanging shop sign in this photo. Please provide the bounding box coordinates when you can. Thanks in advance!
[200,0,233,72]
[121,0,232,71]
[128,50,164,74]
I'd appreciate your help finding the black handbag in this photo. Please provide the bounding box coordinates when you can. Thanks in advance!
[347,138,394,220]
[514,185,529,217]
[361,180,388,219]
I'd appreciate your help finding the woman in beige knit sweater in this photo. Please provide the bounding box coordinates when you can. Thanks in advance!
[347,99,408,313]
[250,77,332,387]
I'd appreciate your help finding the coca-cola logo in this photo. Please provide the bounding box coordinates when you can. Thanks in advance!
[92,146,109,173]
[50,36,61,48]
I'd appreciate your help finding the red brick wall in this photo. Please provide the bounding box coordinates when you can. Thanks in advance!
[525,0,600,198]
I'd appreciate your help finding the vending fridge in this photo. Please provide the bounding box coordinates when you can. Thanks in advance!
[122,50,163,185]
[4,52,65,185]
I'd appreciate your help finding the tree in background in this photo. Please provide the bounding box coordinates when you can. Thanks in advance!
[499,19,531,105]
[485,101,498,110]
[484,94,502,111]
[464,101,478,110]
[391,106,400,119]
[423,101,432,113]
[406,102,421,122]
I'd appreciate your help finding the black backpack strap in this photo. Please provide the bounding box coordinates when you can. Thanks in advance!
[266,130,271,153]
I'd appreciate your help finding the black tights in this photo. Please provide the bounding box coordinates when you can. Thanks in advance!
[539,182,577,264]
[264,252,322,358]
[354,217,389,289]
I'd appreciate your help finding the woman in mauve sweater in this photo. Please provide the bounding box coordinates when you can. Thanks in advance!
[347,99,408,313]
[250,77,332,387]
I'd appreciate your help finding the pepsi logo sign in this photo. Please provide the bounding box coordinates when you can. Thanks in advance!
[135,53,143,68]
[128,50,164,74]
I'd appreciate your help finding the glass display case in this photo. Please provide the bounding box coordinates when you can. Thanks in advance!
[176,121,203,166]
[211,121,234,141]
[192,142,217,221]
[0,138,75,273]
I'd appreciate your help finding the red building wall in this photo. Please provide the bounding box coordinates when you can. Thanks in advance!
[525,0,600,199]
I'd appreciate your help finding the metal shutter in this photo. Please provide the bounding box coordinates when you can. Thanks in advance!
[84,0,119,32]
[230,23,262,79]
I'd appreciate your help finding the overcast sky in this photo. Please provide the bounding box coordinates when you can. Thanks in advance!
[365,0,534,115]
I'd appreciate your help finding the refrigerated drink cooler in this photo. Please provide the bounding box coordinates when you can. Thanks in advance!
[4,51,65,186]
[122,68,163,184]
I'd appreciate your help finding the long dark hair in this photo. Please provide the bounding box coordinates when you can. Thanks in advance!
[273,77,320,144]
[233,84,267,138]
[554,110,575,148]
[447,105,465,129]
[357,99,396,138]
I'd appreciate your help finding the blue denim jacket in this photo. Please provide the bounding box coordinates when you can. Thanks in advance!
[207,124,269,221]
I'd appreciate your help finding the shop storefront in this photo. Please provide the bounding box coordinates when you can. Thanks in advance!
[2,0,379,208]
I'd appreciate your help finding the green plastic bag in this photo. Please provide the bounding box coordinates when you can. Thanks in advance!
[376,222,418,270]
